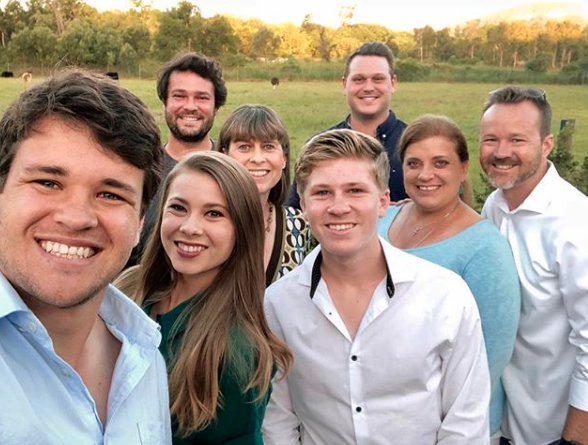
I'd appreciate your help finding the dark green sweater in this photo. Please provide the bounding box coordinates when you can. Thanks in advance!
[149,297,268,445]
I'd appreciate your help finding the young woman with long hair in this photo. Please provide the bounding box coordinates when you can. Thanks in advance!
[116,151,292,444]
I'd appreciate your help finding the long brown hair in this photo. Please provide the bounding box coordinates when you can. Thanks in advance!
[122,151,292,435]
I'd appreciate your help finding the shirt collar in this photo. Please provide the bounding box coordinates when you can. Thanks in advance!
[308,243,395,300]
[99,285,162,350]
[495,161,559,214]
[343,110,398,140]
[0,271,29,319]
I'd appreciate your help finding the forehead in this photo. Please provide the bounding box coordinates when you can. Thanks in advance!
[481,101,542,134]
[348,55,391,76]
[168,170,225,202]
[405,136,459,157]
[8,116,144,191]
[307,157,377,186]
[168,70,214,94]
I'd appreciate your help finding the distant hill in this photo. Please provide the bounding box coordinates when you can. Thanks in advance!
[473,2,587,26]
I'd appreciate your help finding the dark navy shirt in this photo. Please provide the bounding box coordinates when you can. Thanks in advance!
[286,110,408,208]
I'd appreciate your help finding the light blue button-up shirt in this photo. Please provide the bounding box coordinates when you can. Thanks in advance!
[0,271,172,445]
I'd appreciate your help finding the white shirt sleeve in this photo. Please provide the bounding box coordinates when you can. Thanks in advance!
[263,292,302,445]
[560,221,588,411]
[438,284,491,444]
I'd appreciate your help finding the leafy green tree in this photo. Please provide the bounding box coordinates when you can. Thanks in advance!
[0,0,26,47]
[58,18,97,65]
[250,25,280,60]
[8,25,58,68]
[200,15,239,57]
[152,1,204,60]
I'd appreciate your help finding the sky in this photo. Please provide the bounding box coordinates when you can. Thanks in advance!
[77,0,588,31]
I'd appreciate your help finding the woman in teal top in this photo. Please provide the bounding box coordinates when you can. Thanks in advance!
[116,152,292,444]
[377,115,520,441]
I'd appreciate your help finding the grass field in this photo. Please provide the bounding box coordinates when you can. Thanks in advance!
[2,77,587,195]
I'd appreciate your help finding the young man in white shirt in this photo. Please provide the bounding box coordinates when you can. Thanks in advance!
[263,128,490,444]
[0,70,171,444]
[480,86,588,445]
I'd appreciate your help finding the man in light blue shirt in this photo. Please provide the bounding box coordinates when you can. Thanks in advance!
[0,70,171,444]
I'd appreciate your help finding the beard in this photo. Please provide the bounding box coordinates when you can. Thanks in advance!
[165,111,214,144]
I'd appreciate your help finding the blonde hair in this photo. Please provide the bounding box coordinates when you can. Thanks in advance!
[121,151,292,435]
[216,104,290,206]
[295,129,390,196]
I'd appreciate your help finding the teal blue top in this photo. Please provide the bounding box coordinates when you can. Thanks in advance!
[147,297,268,445]
[378,205,521,435]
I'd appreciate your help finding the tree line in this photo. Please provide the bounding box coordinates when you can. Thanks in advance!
[1,0,588,78]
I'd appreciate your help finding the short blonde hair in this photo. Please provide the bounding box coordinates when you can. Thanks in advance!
[295,129,390,196]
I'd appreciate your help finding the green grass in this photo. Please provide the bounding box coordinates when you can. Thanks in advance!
[2,77,588,196]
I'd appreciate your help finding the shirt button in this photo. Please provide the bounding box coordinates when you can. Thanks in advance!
[60,368,71,377]
[29,322,37,332]
[355,406,362,413]
[351,355,358,361]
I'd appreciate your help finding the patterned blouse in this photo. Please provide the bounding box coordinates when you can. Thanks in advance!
[265,206,312,287]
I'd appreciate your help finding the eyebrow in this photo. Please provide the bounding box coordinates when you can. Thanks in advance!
[167,195,228,210]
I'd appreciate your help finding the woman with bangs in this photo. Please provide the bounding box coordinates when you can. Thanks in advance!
[115,151,292,444]
[216,104,311,286]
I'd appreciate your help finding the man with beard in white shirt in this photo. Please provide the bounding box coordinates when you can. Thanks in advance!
[263,128,490,445]
[480,86,588,445]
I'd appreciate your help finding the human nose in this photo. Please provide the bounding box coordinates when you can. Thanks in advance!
[417,163,435,181]
[179,213,204,236]
[53,190,98,231]
[493,140,513,158]
[327,194,351,215]
[250,145,265,163]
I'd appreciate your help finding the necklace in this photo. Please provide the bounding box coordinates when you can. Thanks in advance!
[265,203,274,233]
[409,201,461,248]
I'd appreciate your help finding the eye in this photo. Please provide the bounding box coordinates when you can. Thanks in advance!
[405,160,419,169]
[314,189,329,196]
[98,191,123,201]
[236,143,250,152]
[168,203,186,213]
[205,210,224,218]
[34,179,59,189]
[263,143,278,151]
[434,160,449,168]
[349,188,363,194]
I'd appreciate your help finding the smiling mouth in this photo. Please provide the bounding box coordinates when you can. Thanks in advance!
[417,185,439,191]
[177,242,206,253]
[327,223,355,231]
[39,240,96,259]
[249,170,270,177]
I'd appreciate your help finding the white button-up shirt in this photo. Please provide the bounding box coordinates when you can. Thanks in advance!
[0,272,172,445]
[263,239,490,445]
[482,163,588,445]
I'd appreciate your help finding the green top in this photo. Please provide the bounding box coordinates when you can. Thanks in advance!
[148,296,268,445]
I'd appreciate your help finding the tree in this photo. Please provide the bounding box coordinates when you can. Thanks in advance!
[274,22,309,58]
[0,0,26,47]
[8,25,58,69]
[152,1,204,59]
[200,15,239,57]
[251,25,280,61]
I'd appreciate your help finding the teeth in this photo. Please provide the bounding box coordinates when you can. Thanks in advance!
[178,242,205,253]
[418,186,439,191]
[249,170,269,177]
[329,224,354,231]
[40,241,95,259]
[495,164,514,170]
